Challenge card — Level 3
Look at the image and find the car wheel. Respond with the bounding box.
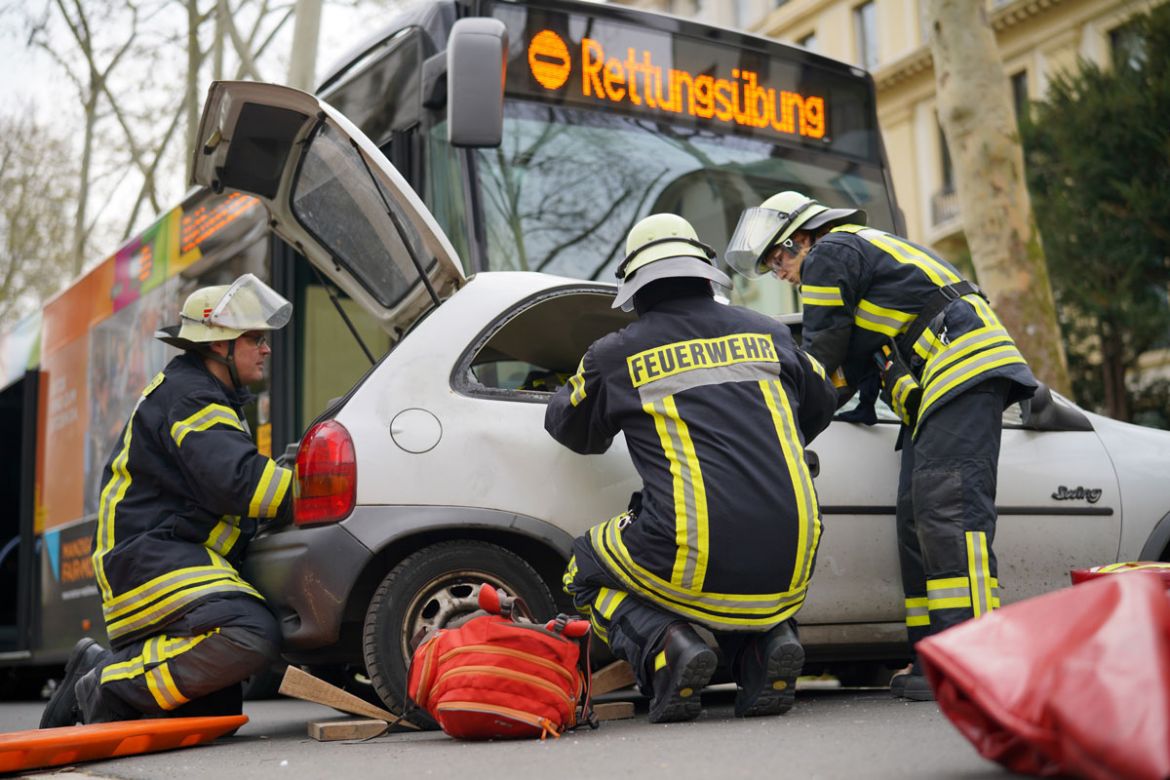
[362,540,557,728]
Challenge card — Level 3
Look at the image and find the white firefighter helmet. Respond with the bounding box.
[156,273,292,349]
[612,213,731,312]
[725,191,866,278]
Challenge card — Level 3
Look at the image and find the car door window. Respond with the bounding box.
[455,289,634,400]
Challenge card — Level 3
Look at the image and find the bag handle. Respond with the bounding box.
[477,583,535,622]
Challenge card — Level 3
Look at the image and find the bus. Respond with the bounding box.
[0,0,900,693]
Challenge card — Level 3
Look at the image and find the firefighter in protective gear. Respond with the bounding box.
[548,213,838,723]
[727,191,1038,701]
[41,274,294,729]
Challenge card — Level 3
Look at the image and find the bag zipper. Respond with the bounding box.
[438,644,575,686]
[434,700,562,740]
[433,664,573,704]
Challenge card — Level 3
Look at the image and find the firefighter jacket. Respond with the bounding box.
[545,292,838,632]
[92,351,292,648]
[800,225,1037,435]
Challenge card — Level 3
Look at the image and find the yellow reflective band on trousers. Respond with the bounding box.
[654,651,668,671]
[146,662,189,710]
[801,285,844,307]
[248,459,292,518]
[170,403,244,447]
[759,380,821,592]
[643,397,710,591]
[832,225,961,288]
[967,532,994,618]
[904,597,930,628]
[589,520,810,630]
[918,344,1026,422]
[854,299,915,338]
[568,357,587,407]
[594,587,628,620]
[102,555,261,643]
[927,576,972,611]
[101,631,216,684]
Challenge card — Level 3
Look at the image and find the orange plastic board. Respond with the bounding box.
[0,714,247,774]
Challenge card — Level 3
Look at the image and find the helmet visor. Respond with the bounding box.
[204,273,292,331]
[724,208,788,279]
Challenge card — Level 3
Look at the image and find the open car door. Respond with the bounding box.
[191,81,464,340]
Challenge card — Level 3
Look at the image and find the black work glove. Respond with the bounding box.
[835,374,879,425]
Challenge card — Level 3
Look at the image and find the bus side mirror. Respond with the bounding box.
[447,17,507,148]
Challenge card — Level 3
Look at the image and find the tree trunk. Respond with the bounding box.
[927,0,1071,395]
[1099,322,1130,421]
[287,0,323,91]
[186,0,202,182]
[72,90,97,276]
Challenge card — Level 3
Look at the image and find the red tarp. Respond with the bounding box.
[917,572,1170,780]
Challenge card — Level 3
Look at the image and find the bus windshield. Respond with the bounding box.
[470,101,895,314]
[454,0,898,316]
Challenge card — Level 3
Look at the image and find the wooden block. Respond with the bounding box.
[278,666,420,730]
[308,718,389,742]
[592,701,635,721]
[591,660,636,696]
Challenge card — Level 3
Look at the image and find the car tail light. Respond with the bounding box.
[294,420,356,526]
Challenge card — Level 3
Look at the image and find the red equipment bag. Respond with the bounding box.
[917,572,1170,780]
[406,584,594,740]
[1070,561,1170,588]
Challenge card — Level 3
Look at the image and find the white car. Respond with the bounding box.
[195,82,1170,714]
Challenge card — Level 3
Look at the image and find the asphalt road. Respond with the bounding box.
[1,685,1013,780]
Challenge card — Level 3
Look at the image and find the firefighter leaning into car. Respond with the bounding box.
[41,274,294,729]
[547,213,838,723]
[726,191,1038,701]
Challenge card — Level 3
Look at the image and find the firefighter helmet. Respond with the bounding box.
[156,274,291,350]
[612,213,730,311]
[725,191,866,278]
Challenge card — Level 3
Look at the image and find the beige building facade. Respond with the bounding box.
[618,0,1155,254]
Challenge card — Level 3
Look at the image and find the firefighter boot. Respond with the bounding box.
[646,623,717,724]
[40,638,109,728]
[902,670,936,701]
[734,620,804,717]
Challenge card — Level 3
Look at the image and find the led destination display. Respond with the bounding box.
[494,3,880,160]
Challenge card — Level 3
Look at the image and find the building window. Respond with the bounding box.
[1010,70,1029,123]
[854,1,878,71]
[798,31,818,53]
[1110,21,1145,70]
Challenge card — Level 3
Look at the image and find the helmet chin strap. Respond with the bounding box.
[200,340,243,389]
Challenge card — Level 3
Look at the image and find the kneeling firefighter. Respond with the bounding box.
[41,274,294,728]
[725,191,1039,701]
[547,214,838,723]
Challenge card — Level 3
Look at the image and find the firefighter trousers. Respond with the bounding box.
[897,378,1009,650]
[81,594,280,722]
[564,534,769,695]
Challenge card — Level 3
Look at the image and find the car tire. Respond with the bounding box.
[362,540,557,729]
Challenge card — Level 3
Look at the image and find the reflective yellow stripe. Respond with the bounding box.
[644,397,709,591]
[905,596,930,627]
[569,357,587,407]
[654,651,667,671]
[101,632,215,683]
[922,327,1014,386]
[967,531,993,618]
[760,380,821,592]
[146,662,188,711]
[860,230,961,287]
[170,403,244,447]
[804,351,827,380]
[590,520,807,621]
[248,460,292,518]
[594,587,628,620]
[562,555,578,595]
[912,327,945,361]
[103,561,243,619]
[919,346,1026,419]
[854,299,915,337]
[205,516,242,556]
[802,285,844,307]
[927,576,972,610]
